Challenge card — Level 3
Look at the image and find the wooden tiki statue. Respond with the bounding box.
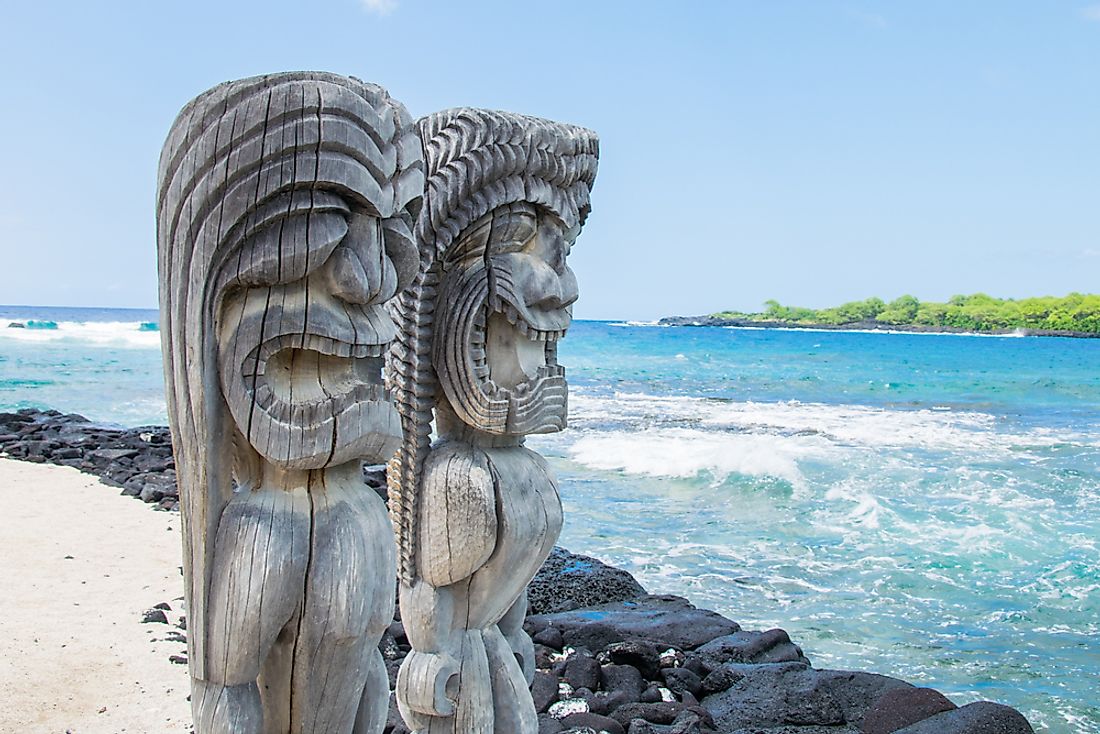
[156,72,423,733]
[388,108,599,733]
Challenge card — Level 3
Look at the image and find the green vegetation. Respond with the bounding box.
[711,293,1100,334]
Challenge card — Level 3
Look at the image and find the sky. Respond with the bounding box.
[0,1,1097,321]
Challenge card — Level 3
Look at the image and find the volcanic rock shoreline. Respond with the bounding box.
[659,314,1100,339]
[1,409,1034,734]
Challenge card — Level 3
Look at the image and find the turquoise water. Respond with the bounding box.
[1,307,1097,732]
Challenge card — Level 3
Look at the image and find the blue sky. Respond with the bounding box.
[1,1,1097,320]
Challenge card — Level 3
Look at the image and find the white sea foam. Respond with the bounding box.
[609,320,666,327]
[567,391,1097,457]
[567,427,824,490]
[824,481,884,528]
[0,320,161,348]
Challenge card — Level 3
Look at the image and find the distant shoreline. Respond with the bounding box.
[657,315,1100,339]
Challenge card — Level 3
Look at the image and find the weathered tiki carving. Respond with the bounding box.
[157,72,423,733]
[388,109,598,733]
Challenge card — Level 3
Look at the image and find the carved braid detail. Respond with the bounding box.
[387,108,598,584]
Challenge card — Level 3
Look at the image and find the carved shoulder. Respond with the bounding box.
[417,443,498,587]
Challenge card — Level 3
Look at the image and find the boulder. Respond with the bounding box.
[534,626,566,650]
[528,547,648,614]
[607,641,662,680]
[701,665,911,732]
[862,687,957,734]
[533,670,560,713]
[601,664,645,700]
[566,652,602,691]
[892,702,1034,734]
[661,667,703,698]
[688,628,807,673]
[528,596,740,652]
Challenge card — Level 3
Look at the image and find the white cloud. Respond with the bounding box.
[1081,4,1100,21]
[361,0,397,16]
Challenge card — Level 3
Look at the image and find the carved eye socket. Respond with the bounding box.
[489,206,538,256]
[382,215,418,291]
[233,211,349,287]
[522,217,571,275]
[319,211,417,305]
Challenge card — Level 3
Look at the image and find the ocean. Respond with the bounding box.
[1,305,1097,732]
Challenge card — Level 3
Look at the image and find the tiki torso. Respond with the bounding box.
[418,440,563,625]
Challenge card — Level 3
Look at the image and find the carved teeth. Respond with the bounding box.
[254,382,275,409]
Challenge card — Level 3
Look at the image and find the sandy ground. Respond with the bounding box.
[0,458,191,733]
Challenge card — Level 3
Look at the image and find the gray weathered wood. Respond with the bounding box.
[388,108,599,733]
[157,71,423,733]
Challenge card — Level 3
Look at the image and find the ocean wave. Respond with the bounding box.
[566,391,1098,456]
[567,426,824,490]
[1,320,161,348]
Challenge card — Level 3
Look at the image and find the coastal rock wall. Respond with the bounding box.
[1,409,1034,734]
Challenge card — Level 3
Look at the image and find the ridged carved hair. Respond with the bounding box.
[387,108,598,584]
[156,71,422,677]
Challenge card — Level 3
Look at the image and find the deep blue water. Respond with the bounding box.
[1,307,1097,732]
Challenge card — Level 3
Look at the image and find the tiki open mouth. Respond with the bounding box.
[243,333,388,422]
[472,297,567,393]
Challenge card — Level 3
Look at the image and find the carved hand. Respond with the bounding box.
[397,651,460,716]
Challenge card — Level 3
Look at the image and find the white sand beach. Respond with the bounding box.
[0,458,190,733]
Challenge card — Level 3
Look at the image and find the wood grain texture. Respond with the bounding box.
[157,71,422,733]
[389,108,598,732]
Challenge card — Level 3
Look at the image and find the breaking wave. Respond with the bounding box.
[1,320,161,348]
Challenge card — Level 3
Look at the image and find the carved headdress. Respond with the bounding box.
[156,72,422,678]
[387,108,598,584]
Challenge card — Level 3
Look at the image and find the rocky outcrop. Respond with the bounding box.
[0,409,178,509]
[528,546,649,614]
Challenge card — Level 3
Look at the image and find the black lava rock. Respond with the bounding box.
[701,665,911,732]
[890,702,1034,734]
[862,687,958,734]
[661,667,702,698]
[533,670,560,713]
[601,664,644,701]
[534,625,566,650]
[528,596,741,653]
[611,702,687,727]
[562,711,626,734]
[688,628,807,673]
[565,652,602,691]
[607,641,662,681]
[142,609,169,624]
[528,547,648,614]
[538,714,565,734]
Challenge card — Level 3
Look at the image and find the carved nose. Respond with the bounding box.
[559,268,579,307]
[322,215,396,305]
[529,267,579,310]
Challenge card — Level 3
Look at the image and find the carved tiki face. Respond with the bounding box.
[206,77,423,470]
[434,202,579,436]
